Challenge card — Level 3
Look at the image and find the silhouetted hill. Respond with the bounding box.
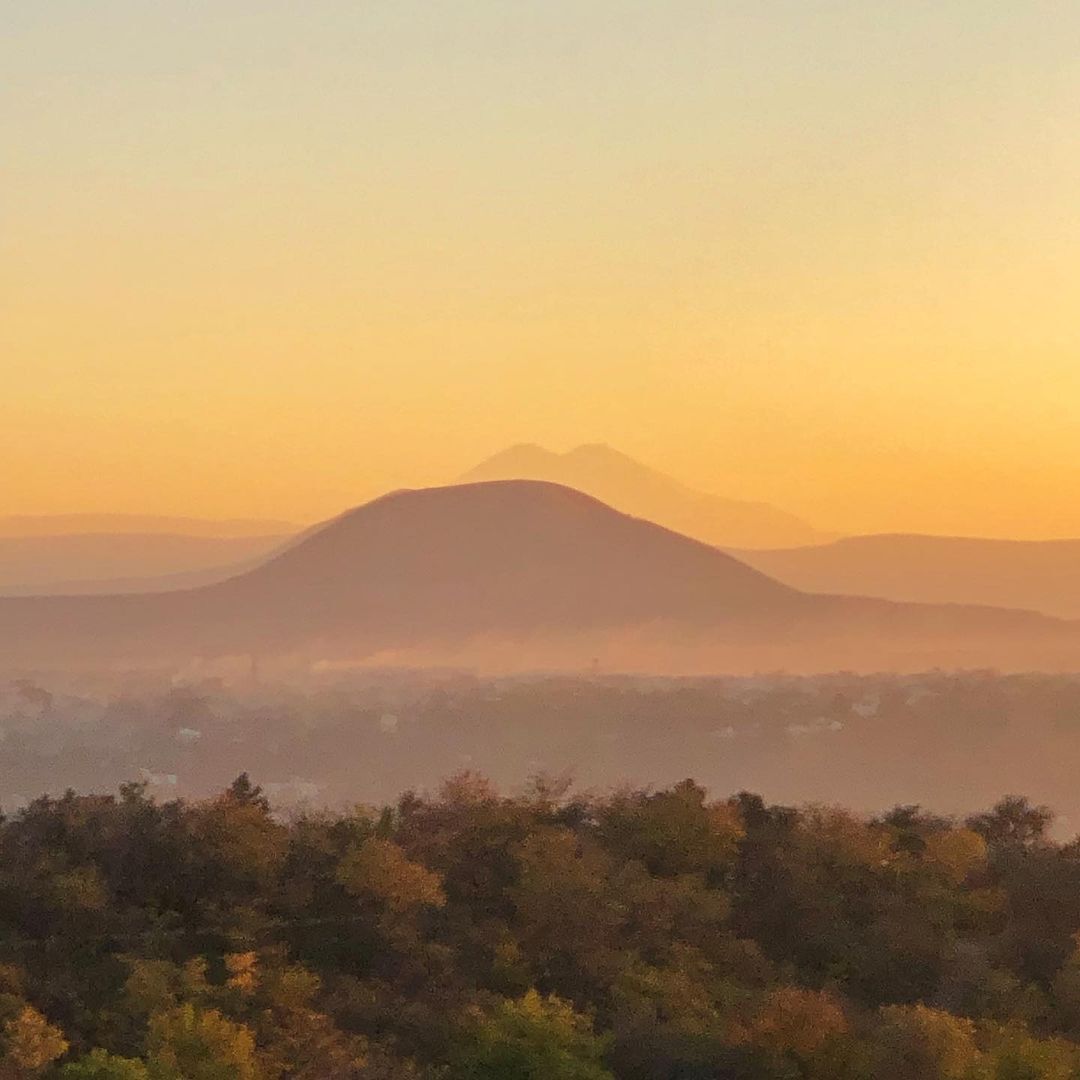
[0,482,1073,674]
[731,535,1080,620]
[460,444,824,548]
[0,533,286,595]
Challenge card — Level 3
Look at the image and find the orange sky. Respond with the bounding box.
[3,3,1080,538]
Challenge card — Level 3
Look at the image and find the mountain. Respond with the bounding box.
[0,533,288,596]
[0,481,1072,675]
[0,514,298,539]
[730,535,1080,621]
[459,444,824,548]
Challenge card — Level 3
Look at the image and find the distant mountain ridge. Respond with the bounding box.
[0,481,1072,675]
[459,443,824,548]
[731,534,1080,621]
[0,533,287,595]
[0,514,298,539]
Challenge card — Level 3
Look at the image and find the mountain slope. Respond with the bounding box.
[730,535,1080,620]
[0,482,1071,674]
[460,444,823,548]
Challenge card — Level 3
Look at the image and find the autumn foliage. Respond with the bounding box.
[1,774,1080,1077]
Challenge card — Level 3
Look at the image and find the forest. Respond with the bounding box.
[2,773,1080,1077]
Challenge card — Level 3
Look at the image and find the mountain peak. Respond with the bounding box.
[567,442,618,455]
[459,444,823,549]
[564,443,641,466]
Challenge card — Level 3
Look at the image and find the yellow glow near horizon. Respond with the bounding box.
[3,2,1080,537]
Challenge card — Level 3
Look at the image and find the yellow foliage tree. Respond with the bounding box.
[1,1006,69,1077]
[871,1003,981,1080]
[336,837,445,913]
[748,986,849,1060]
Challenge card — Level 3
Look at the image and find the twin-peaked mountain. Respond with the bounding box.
[0,481,1073,674]
[459,443,824,548]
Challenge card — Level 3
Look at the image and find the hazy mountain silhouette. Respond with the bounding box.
[0,514,298,539]
[460,444,824,548]
[731,535,1080,620]
[0,533,287,595]
[0,482,1072,674]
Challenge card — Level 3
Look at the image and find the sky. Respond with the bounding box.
[3,1,1079,537]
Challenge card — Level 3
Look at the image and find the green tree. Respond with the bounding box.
[596,781,743,882]
[452,990,612,1080]
[146,1004,258,1080]
[979,1023,1080,1080]
[59,1049,150,1080]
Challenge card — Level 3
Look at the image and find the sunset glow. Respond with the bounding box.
[5,2,1079,537]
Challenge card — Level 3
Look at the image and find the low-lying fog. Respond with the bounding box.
[4,665,1080,835]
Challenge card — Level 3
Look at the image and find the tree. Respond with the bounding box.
[921,829,988,886]
[967,798,1053,851]
[0,1006,68,1077]
[451,991,612,1080]
[146,1004,258,1080]
[226,775,269,812]
[336,838,445,914]
[509,827,624,997]
[59,1050,149,1080]
[596,781,743,882]
[869,1004,981,1080]
[979,1023,1080,1080]
[747,986,849,1064]
[608,955,735,1080]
